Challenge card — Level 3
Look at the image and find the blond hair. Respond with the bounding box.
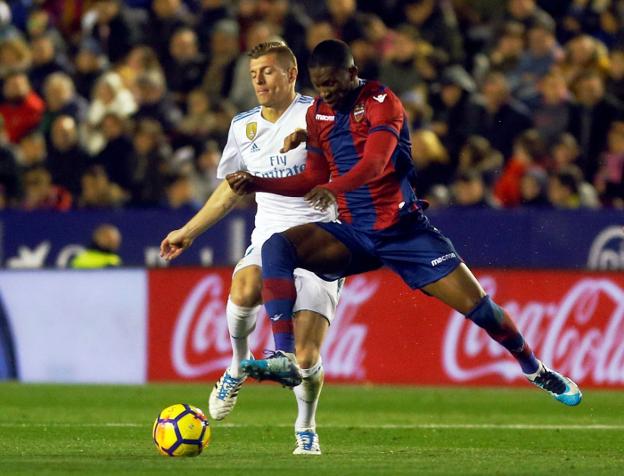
[248,41,297,70]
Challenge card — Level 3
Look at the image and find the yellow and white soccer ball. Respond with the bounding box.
[152,404,211,457]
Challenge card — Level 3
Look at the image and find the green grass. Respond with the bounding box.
[0,383,623,475]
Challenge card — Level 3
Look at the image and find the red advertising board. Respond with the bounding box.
[148,268,624,387]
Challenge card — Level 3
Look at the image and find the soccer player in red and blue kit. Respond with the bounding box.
[227,39,582,407]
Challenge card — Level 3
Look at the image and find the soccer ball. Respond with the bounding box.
[152,404,211,456]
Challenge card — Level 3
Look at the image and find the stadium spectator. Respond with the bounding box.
[189,139,221,204]
[40,72,88,135]
[162,171,200,211]
[0,36,32,79]
[70,223,122,268]
[494,129,547,207]
[456,135,503,186]
[527,70,572,147]
[513,18,560,99]
[20,165,72,211]
[322,0,366,44]
[567,70,624,181]
[196,0,232,56]
[128,119,171,207]
[410,129,452,198]
[88,0,146,64]
[15,131,46,169]
[72,38,108,99]
[256,0,309,61]
[378,25,426,97]
[95,112,134,192]
[465,71,533,159]
[298,20,336,92]
[0,116,20,206]
[0,71,45,144]
[176,88,221,151]
[606,48,624,100]
[594,124,624,208]
[399,0,465,64]
[558,34,610,86]
[78,164,128,209]
[48,115,90,197]
[164,27,207,107]
[147,0,194,64]
[549,132,581,172]
[429,65,475,162]
[28,33,72,95]
[24,8,66,53]
[547,167,583,209]
[202,19,240,102]
[472,21,525,88]
[450,169,496,208]
[84,71,136,154]
[498,0,554,31]
[519,167,549,207]
[116,45,164,91]
[133,71,181,134]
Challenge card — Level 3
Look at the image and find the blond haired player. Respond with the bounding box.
[160,42,340,455]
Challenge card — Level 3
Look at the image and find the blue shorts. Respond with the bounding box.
[315,212,463,290]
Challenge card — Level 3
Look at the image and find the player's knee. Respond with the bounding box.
[465,295,503,326]
[229,277,262,307]
[261,233,297,268]
[295,344,321,369]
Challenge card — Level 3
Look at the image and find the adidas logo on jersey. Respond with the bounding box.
[372,94,387,103]
[251,142,260,153]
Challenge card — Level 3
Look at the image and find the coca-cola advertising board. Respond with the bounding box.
[148,268,624,387]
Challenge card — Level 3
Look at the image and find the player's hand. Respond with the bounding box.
[305,186,336,211]
[160,228,193,261]
[280,128,307,153]
[226,171,256,195]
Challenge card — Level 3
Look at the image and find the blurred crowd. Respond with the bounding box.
[0,0,623,212]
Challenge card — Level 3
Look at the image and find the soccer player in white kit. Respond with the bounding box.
[160,42,339,455]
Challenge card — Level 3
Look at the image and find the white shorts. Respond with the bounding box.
[233,244,342,323]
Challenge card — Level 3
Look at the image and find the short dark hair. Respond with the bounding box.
[308,39,354,70]
[248,41,297,69]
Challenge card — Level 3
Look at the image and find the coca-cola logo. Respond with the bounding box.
[443,276,624,384]
[171,274,378,379]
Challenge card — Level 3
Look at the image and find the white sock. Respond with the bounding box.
[293,359,324,431]
[226,298,260,378]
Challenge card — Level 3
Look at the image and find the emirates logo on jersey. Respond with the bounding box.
[353,103,365,122]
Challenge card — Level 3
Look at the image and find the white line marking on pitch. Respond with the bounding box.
[0,423,623,431]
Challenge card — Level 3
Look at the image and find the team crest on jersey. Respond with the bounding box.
[246,122,257,140]
[353,103,365,122]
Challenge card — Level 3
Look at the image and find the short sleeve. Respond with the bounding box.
[216,123,245,179]
[366,89,404,139]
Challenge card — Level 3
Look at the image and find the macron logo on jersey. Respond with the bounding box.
[316,114,335,121]
[372,94,387,103]
[431,253,457,267]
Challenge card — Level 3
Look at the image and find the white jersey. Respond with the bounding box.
[217,94,336,247]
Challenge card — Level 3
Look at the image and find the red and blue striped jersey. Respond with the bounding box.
[306,80,419,232]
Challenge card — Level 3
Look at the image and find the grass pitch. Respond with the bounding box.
[0,382,623,475]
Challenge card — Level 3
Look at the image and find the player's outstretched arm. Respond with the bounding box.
[160,180,242,261]
[226,149,330,197]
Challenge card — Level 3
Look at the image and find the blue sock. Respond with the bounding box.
[467,295,540,374]
[261,233,298,353]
